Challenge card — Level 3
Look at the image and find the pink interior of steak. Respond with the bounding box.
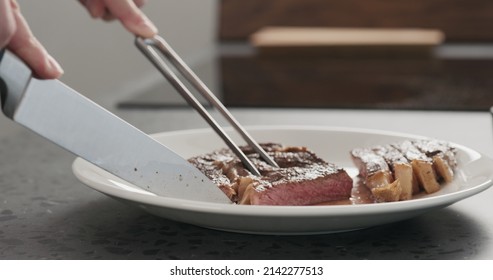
[188,143,353,205]
[251,168,353,205]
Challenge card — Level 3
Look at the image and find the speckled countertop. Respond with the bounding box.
[1,108,493,259]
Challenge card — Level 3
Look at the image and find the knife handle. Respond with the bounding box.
[0,48,5,109]
[0,49,33,119]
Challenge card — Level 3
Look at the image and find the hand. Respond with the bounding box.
[1,0,157,79]
[78,0,158,38]
[0,0,64,79]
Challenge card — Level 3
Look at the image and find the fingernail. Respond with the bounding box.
[48,55,64,76]
[138,16,158,37]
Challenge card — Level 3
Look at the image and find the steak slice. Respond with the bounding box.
[412,139,456,183]
[188,143,353,205]
[351,147,401,202]
[372,145,418,200]
[393,140,441,194]
[351,138,457,202]
[350,148,395,190]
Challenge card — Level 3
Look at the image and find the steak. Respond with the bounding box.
[351,138,457,202]
[188,143,353,205]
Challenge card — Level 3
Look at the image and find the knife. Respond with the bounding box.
[0,49,230,203]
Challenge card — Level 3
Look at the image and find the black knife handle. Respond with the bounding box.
[0,49,33,118]
[0,48,6,110]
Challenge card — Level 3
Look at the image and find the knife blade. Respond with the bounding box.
[0,49,230,203]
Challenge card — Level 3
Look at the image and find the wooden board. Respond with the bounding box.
[219,0,493,42]
[249,27,444,55]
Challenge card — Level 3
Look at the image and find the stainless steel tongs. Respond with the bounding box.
[135,35,279,176]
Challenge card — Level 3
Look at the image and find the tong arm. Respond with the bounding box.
[135,36,279,176]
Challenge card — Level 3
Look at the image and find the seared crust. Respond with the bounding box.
[351,148,390,180]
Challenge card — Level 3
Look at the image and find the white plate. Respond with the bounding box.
[72,126,493,235]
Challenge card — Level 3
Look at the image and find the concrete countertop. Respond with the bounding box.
[1,107,492,259]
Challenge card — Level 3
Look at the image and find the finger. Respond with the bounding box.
[77,0,91,16]
[103,0,157,38]
[133,0,146,8]
[0,0,16,48]
[98,0,148,22]
[77,0,105,19]
[86,0,107,18]
[7,2,63,79]
[101,11,115,22]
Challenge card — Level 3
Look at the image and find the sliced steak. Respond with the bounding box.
[412,139,456,183]
[350,148,394,190]
[393,140,441,194]
[351,147,401,202]
[372,145,417,200]
[188,143,353,205]
[351,138,457,202]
